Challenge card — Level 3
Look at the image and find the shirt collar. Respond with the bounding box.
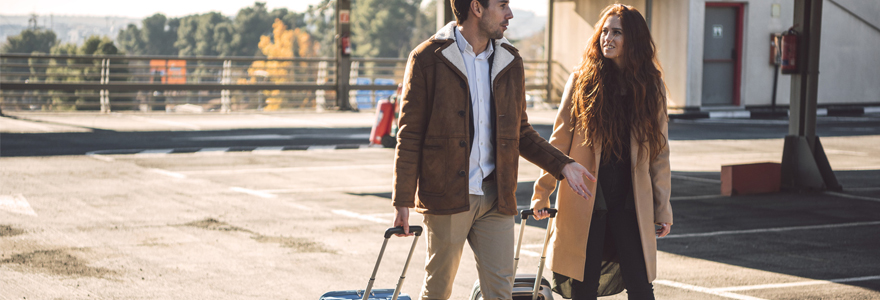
[455,26,494,57]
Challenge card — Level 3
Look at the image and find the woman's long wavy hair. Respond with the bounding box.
[571,4,667,163]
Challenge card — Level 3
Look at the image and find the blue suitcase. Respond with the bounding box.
[319,226,423,300]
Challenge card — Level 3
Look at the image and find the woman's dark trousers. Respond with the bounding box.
[570,207,655,300]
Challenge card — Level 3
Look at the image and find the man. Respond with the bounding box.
[392,0,595,299]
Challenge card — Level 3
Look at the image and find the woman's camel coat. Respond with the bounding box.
[531,73,673,296]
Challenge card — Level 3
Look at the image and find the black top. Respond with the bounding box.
[594,89,636,211]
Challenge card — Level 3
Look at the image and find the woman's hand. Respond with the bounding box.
[656,222,671,237]
[532,208,552,220]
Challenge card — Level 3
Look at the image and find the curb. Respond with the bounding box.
[86,144,378,156]
[669,106,880,120]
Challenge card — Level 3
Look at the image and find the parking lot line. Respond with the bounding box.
[825,191,880,203]
[663,220,880,239]
[332,209,389,224]
[229,187,277,199]
[654,280,768,300]
[713,274,880,292]
[179,164,393,175]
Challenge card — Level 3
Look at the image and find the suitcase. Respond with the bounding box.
[470,209,557,300]
[320,226,424,300]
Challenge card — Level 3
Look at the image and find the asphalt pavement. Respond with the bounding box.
[1,109,879,299]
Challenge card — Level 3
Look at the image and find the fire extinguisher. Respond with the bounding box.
[340,34,352,56]
[780,28,799,74]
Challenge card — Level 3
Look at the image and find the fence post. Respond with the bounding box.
[316,61,328,112]
[221,60,231,113]
[100,58,110,113]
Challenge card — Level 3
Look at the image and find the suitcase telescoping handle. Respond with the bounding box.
[514,209,558,300]
[363,226,423,300]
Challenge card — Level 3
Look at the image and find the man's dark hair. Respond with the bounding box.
[451,0,489,22]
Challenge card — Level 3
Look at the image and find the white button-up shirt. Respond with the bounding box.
[455,27,495,195]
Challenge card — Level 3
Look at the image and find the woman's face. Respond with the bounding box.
[601,15,624,67]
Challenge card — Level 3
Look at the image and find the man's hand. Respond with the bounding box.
[561,162,596,200]
[393,206,413,237]
[656,223,671,237]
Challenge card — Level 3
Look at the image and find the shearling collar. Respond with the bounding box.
[431,21,517,85]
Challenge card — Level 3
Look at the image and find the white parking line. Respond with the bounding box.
[148,168,187,179]
[263,185,390,194]
[332,209,390,224]
[654,280,768,300]
[825,191,880,203]
[229,187,277,199]
[663,220,880,239]
[713,275,880,292]
[180,164,393,175]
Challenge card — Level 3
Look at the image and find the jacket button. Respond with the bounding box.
[460,140,467,147]
[458,110,466,117]
[460,80,466,88]
[458,170,466,177]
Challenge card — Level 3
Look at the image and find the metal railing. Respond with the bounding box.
[0,53,556,112]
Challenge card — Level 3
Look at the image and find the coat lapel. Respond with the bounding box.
[431,21,519,85]
[432,21,468,81]
[491,41,515,85]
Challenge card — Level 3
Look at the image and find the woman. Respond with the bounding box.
[530,4,672,300]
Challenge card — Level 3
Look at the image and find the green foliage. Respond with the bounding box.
[1,28,57,54]
[233,2,273,57]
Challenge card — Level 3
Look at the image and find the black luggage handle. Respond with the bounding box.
[384,226,423,238]
[521,208,557,220]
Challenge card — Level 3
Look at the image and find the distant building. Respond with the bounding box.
[549,0,880,112]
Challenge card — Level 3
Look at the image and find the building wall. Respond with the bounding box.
[553,0,880,110]
[818,0,880,105]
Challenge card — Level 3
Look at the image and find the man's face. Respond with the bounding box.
[477,0,513,40]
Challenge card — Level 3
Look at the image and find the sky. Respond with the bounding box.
[0,0,547,19]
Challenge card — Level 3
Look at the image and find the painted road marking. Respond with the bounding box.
[713,275,880,292]
[263,185,391,194]
[229,187,277,199]
[825,191,880,203]
[331,209,389,224]
[148,168,187,179]
[179,164,392,175]
[664,220,880,239]
[654,280,768,300]
[671,174,721,184]
[0,194,38,217]
[253,146,285,154]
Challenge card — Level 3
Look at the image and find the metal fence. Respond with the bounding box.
[0,53,560,112]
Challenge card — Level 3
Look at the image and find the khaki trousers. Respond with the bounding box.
[419,180,515,300]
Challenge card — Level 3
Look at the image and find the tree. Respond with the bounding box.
[351,0,422,58]
[116,24,145,55]
[1,28,57,54]
[303,0,335,57]
[233,2,273,56]
[141,13,179,55]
